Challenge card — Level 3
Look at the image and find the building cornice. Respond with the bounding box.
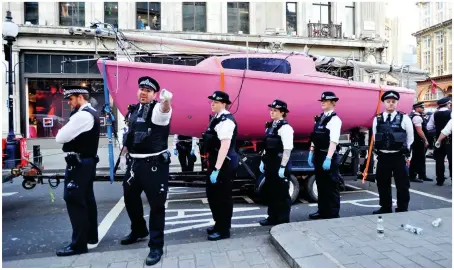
[412,19,452,37]
[17,25,387,49]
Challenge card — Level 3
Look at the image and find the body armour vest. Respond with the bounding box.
[310,112,337,150]
[434,110,451,138]
[374,112,407,151]
[264,120,289,153]
[203,113,238,154]
[410,113,428,145]
[124,101,170,154]
[62,106,100,157]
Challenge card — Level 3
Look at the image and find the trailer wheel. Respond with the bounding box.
[22,177,37,190]
[256,174,300,204]
[305,175,318,202]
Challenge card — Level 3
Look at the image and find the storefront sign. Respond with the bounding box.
[43,118,54,127]
[17,37,116,51]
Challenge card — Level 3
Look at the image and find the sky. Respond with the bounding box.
[386,1,420,47]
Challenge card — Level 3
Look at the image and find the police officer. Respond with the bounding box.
[308,91,342,219]
[372,90,414,214]
[258,99,294,226]
[203,90,238,241]
[55,85,100,256]
[119,76,173,266]
[173,134,198,172]
[427,97,452,185]
[409,102,432,183]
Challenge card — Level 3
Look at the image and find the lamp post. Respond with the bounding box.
[3,10,19,168]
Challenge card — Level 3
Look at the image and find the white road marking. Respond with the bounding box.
[300,199,309,204]
[88,196,125,249]
[165,197,209,208]
[166,215,267,225]
[2,192,18,197]
[340,190,368,194]
[234,195,254,204]
[391,184,452,203]
[308,197,396,208]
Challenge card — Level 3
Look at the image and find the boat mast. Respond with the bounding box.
[69,25,427,77]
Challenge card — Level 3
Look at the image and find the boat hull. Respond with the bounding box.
[97,60,415,140]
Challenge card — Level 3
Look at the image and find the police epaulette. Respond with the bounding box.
[376,113,382,118]
[265,121,272,128]
[127,104,137,111]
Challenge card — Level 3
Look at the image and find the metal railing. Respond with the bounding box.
[307,21,342,39]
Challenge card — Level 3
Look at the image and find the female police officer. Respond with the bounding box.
[308,91,342,220]
[258,99,294,226]
[203,90,238,241]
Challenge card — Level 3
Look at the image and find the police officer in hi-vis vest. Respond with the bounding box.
[372,90,414,214]
[55,85,100,256]
[203,90,239,241]
[308,91,343,220]
[119,76,173,266]
[258,99,294,226]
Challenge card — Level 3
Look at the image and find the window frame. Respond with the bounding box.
[227,2,250,34]
[182,2,207,32]
[344,2,355,36]
[24,2,39,25]
[136,2,161,30]
[285,2,297,35]
[312,2,332,24]
[104,2,119,28]
[59,2,85,27]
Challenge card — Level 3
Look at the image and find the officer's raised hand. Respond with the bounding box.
[160,89,173,101]
[259,161,265,173]
[278,166,285,178]
[322,156,332,170]
[210,169,219,184]
[308,152,314,167]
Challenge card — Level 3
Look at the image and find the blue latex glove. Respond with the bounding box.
[322,157,332,171]
[278,167,285,178]
[190,150,195,156]
[308,152,314,167]
[210,170,219,184]
[259,161,265,173]
[174,148,178,156]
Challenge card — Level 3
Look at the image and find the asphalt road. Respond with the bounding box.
[2,161,452,262]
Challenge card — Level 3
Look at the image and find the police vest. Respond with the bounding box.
[264,120,289,153]
[434,110,451,139]
[62,106,100,157]
[310,112,337,150]
[123,101,170,154]
[374,112,407,151]
[203,113,238,153]
[410,113,428,145]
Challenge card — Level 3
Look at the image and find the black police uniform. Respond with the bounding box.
[203,91,239,240]
[309,92,342,219]
[57,86,100,256]
[176,135,197,172]
[120,76,171,265]
[373,90,411,214]
[433,97,452,185]
[260,100,293,225]
[409,102,430,182]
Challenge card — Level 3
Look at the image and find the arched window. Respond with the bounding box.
[423,86,445,101]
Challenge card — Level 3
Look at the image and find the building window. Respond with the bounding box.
[422,36,431,74]
[435,31,444,75]
[449,29,452,73]
[227,2,249,34]
[104,2,118,28]
[286,2,297,35]
[436,2,444,23]
[136,2,161,30]
[27,78,115,138]
[24,2,39,25]
[59,2,85,27]
[344,2,355,37]
[312,2,331,24]
[24,54,101,74]
[182,2,207,32]
[424,87,444,101]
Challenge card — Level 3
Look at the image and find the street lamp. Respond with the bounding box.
[3,10,19,168]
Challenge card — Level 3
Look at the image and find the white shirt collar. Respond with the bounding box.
[78,102,90,112]
[273,117,284,124]
[439,107,450,111]
[383,110,397,117]
[324,110,334,116]
[215,109,230,118]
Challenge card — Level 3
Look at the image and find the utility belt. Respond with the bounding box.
[125,151,171,185]
[375,148,410,157]
[65,153,99,167]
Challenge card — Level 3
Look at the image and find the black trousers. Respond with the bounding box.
[123,156,169,251]
[206,157,233,233]
[313,151,340,218]
[262,154,291,223]
[376,153,410,210]
[434,142,452,183]
[409,141,427,179]
[63,157,98,250]
[176,142,196,172]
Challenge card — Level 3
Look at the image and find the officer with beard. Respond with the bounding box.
[409,102,432,183]
[119,76,173,266]
[55,85,100,256]
[258,99,294,226]
[203,90,239,241]
[372,90,414,214]
[308,92,343,219]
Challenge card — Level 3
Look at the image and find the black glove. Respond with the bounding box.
[401,147,410,158]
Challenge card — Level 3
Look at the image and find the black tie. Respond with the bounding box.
[138,106,143,118]
[386,114,391,124]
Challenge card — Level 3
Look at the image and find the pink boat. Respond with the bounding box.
[97,53,414,140]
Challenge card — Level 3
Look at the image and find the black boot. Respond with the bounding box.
[56,245,88,257]
[120,231,149,245]
[372,208,392,215]
[308,212,324,220]
[259,218,277,226]
[422,177,433,182]
[207,230,230,241]
[145,249,163,266]
[410,178,424,183]
[206,226,216,234]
